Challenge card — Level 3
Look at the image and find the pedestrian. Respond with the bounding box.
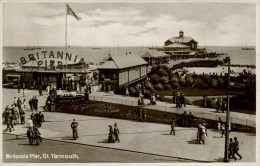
[28,117,33,128]
[180,94,186,107]
[77,83,80,93]
[188,112,193,127]
[228,138,237,161]
[23,99,26,108]
[29,98,33,111]
[17,98,22,112]
[170,119,176,135]
[126,87,129,96]
[141,96,145,107]
[39,85,43,96]
[217,121,221,132]
[221,101,226,113]
[176,92,181,108]
[182,111,188,127]
[84,88,89,100]
[13,106,20,124]
[108,125,115,143]
[21,82,25,96]
[39,111,45,126]
[233,137,242,160]
[18,83,21,93]
[197,124,202,143]
[71,119,78,140]
[142,110,146,122]
[216,98,221,113]
[138,97,141,106]
[200,123,207,144]
[46,85,51,95]
[33,96,38,111]
[13,97,17,107]
[19,109,25,125]
[218,117,223,124]
[221,123,225,138]
[229,123,231,133]
[9,113,15,131]
[5,110,12,132]
[114,123,120,143]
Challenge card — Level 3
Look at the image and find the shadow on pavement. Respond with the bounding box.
[61,136,76,140]
[213,136,223,138]
[187,139,201,144]
[161,134,173,135]
[214,157,225,162]
[3,137,27,141]
[98,139,109,143]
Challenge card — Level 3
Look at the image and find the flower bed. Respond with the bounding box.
[55,100,255,133]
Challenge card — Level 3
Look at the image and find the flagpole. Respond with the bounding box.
[65,3,67,67]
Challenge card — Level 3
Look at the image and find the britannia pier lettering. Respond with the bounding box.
[20,51,85,67]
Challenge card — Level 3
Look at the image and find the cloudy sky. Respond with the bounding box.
[3,2,256,46]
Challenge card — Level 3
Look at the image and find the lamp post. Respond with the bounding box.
[224,55,231,162]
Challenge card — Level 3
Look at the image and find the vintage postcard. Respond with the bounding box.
[1,0,259,165]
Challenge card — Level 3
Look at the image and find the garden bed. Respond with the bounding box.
[55,100,255,133]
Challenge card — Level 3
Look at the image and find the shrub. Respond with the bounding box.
[211,79,218,88]
[160,76,169,85]
[218,77,224,88]
[154,83,164,90]
[129,87,137,95]
[150,74,160,84]
[193,78,203,88]
[201,74,212,85]
[185,76,193,86]
[163,84,172,90]
[158,68,169,77]
[201,83,209,89]
[179,77,186,86]
[169,76,179,86]
[171,82,180,89]
[144,80,154,90]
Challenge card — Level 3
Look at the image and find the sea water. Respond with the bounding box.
[3,46,256,66]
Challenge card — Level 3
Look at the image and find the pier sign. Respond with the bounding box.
[20,51,85,67]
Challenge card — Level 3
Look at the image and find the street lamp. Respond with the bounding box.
[223,55,231,162]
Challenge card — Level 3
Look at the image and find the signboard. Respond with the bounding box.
[20,51,85,67]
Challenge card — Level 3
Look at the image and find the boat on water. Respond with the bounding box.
[91,47,102,49]
[241,47,254,50]
[24,46,35,50]
[35,46,42,50]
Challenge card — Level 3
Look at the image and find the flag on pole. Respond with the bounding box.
[67,4,81,21]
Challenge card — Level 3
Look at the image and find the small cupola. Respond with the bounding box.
[179,30,184,38]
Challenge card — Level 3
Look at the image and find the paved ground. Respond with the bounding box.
[2,88,256,163]
[3,134,192,163]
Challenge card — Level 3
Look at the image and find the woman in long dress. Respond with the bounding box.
[108,125,115,143]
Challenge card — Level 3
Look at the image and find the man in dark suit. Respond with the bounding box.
[233,137,242,160]
[71,119,79,140]
[170,119,176,135]
[114,123,120,143]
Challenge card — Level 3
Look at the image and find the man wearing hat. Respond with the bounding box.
[170,119,176,135]
[114,123,120,143]
[71,119,79,140]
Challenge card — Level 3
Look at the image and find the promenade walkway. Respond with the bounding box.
[88,92,256,127]
[2,88,256,162]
